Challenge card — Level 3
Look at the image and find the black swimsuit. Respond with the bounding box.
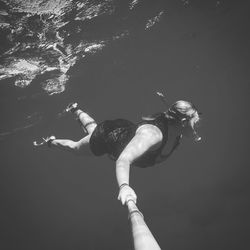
[89,113,180,168]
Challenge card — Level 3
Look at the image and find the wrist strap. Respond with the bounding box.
[119,183,129,190]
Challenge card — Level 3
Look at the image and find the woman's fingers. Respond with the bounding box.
[118,186,137,205]
[126,194,137,205]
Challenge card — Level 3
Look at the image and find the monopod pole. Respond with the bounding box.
[126,199,161,250]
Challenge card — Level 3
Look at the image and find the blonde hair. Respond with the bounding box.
[167,100,201,141]
[168,100,200,123]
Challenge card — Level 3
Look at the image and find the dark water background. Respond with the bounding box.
[0,0,250,249]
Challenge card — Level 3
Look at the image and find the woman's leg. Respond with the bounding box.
[49,134,93,156]
[48,104,97,156]
[74,109,97,134]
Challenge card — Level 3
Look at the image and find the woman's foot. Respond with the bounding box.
[65,102,78,113]
[33,136,56,147]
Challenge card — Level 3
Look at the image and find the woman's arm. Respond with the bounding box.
[116,124,163,205]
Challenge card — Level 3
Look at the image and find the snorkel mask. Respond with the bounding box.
[156,92,202,142]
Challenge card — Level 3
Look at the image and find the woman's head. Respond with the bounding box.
[166,100,201,141]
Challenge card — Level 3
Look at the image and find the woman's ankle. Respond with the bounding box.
[75,109,84,116]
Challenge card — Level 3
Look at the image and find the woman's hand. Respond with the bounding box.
[118,185,137,205]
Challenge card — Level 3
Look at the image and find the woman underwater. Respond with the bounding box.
[34,93,201,205]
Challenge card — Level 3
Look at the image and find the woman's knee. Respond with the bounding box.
[74,136,93,156]
[68,141,81,153]
[86,123,97,135]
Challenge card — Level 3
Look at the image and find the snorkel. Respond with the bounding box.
[156,91,202,142]
[193,130,202,142]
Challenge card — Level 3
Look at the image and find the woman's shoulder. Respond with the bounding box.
[136,123,163,141]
